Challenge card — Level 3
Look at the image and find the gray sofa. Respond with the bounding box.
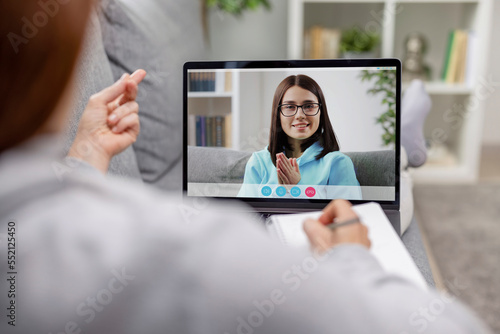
[67,0,205,191]
[188,146,396,189]
[70,0,434,287]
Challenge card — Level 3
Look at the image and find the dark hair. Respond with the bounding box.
[268,74,339,166]
[0,0,93,153]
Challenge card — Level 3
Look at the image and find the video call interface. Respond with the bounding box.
[186,66,398,202]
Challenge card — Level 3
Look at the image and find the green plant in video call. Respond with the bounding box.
[360,70,397,147]
[205,0,271,16]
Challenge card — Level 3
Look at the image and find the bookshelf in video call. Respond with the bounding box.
[288,0,493,184]
[188,71,241,150]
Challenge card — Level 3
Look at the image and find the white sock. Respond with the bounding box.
[401,79,432,168]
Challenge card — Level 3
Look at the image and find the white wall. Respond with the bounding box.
[234,69,387,153]
[207,0,288,60]
[207,0,500,145]
[481,0,500,145]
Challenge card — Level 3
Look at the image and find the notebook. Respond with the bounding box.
[267,202,428,290]
[183,59,402,232]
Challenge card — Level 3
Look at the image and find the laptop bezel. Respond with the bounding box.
[183,58,401,212]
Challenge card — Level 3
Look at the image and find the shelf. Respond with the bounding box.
[288,0,493,183]
[403,81,473,95]
[303,0,478,3]
[410,164,476,184]
[409,144,476,183]
[304,0,384,3]
[188,92,232,98]
[396,0,478,3]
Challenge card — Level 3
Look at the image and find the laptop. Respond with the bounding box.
[183,59,401,234]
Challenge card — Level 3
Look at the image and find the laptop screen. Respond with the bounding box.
[183,59,401,212]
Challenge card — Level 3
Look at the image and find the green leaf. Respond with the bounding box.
[207,0,271,15]
[360,69,397,147]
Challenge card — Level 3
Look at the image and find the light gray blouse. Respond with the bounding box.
[0,136,490,334]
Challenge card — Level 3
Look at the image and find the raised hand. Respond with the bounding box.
[68,69,147,173]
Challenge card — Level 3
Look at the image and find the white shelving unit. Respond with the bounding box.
[188,92,233,98]
[288,0,493,183]
[187,71,240,150]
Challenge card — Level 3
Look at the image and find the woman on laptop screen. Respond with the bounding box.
[238,74,361,200]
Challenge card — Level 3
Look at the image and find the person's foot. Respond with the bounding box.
[401,79,431,168]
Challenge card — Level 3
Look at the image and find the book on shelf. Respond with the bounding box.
[304,26,341,59]
[200,116,206,146]
[189,71,233,93]
[224,114,232,148]
[189,72,215,92]
[224,71,233,92]
[441,29,476,86]
[206,117,214,147]
[188,115,197,146]
[189,114,231,148]
[215,116,224,147]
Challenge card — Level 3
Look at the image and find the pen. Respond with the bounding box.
[328,217,361,230]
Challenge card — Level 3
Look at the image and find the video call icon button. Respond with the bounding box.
[305,187,316,198]
[261,186,272,197]
[290,187,301,197]
[276,186,287,197]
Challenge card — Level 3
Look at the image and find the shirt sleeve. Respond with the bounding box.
[187,209,491,334]
[1,181,490,334]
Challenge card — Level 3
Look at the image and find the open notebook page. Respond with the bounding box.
[267,202,428,290]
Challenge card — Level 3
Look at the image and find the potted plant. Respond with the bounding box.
[205,0,271,16]
[203,0,271,39]
[340,26,380,58]
[360,70,397,147]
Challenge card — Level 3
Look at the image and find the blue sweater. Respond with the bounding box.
[238,142,362,200]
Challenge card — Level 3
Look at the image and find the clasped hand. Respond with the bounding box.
[68,70,147,173]
[276,152,301,185]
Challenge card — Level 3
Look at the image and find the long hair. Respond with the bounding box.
[0,0,93,153]
[268,74,339,166]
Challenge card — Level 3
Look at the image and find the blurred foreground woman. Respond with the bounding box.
[0,1,491,334]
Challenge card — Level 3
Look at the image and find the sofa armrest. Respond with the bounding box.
[402,217,435,287]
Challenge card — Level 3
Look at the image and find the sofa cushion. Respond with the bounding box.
[344,151,395,187]
[187,146,395,187]
[99,0,205,192]
[66,10,142,179]
[188,147,252,184]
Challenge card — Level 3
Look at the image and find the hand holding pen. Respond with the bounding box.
[303,200,371,253]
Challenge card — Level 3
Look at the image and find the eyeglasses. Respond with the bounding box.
[278,103,321,117]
